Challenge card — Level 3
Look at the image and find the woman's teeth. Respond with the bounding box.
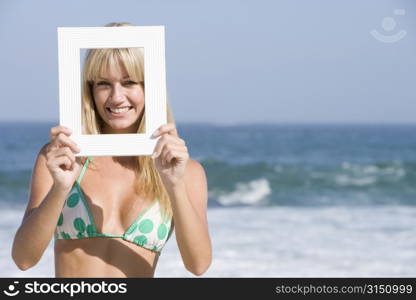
[107,107,131,114]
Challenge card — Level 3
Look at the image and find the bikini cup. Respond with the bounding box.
[54,157,173,254]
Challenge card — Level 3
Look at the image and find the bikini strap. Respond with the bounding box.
[76,157,93,184]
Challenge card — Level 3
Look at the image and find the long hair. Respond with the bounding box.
[81,22,173,221]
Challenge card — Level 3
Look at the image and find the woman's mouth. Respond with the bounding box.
[106,106,133,117]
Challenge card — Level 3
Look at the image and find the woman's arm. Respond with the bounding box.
[12,126,81,270]
[152,123,212,276]
[166,159,212,276]
[12,145,71,270]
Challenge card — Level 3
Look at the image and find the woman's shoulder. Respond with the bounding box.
[38,142,51,157]
[30,143,50,168]
[32,143,53,176]
[186,158,205,174]
[184,158,207,185]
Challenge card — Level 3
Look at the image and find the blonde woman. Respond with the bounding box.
[11,23,212,277]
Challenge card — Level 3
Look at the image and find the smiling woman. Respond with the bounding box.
[82,46,148,135]
[11,22,212,277]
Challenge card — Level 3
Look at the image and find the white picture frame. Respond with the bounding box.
[57,26,167,157]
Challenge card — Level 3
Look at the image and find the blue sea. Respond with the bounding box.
[1,122,416,277]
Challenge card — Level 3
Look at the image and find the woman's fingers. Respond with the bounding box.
[152,134,185,159]
[165,148,189,165]
[50,126,72,140]
[159,144,188,165]
[151,123,182,159]
[48,126,80,153]
[152,123,178,138]
[47,155,73,171]
[54,133,80,153]
[54,147,76,164]
[46,147,76,168]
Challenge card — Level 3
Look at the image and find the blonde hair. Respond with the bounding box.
[81,22,173,221]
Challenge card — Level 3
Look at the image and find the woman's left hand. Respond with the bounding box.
[151,123,189,188]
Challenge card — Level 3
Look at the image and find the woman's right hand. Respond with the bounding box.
[45,126,82,190]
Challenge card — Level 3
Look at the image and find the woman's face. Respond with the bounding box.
[92,61,144,134]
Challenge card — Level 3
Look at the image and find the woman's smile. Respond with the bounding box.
[105,106,134,118]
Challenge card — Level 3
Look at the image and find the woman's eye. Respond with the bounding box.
[123,80,137,86]
[96,81,110,86]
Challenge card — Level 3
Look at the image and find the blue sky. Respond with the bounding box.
[1,0,415,124]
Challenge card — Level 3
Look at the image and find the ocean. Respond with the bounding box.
[1,122,415,277]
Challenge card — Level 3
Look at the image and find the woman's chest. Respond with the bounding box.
[79,165,149,233]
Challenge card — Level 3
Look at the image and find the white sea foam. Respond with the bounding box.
[157,205,416,277]
[2,204,416,277]
[274,165,283,173]
[335,174,377,186]
[341,162,406,178]
[336,162,407,187]
[216,178,271,206]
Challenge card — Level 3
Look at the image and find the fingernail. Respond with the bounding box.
[152,129,159,137]
[151,152,158,159]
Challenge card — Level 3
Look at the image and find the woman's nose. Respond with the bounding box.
[110,84,125,102]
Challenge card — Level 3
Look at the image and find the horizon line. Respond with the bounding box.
[1,120,416,126]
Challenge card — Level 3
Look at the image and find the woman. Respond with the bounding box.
[11,23,212,277]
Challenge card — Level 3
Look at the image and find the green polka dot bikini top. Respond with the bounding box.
[54,157,174,254]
